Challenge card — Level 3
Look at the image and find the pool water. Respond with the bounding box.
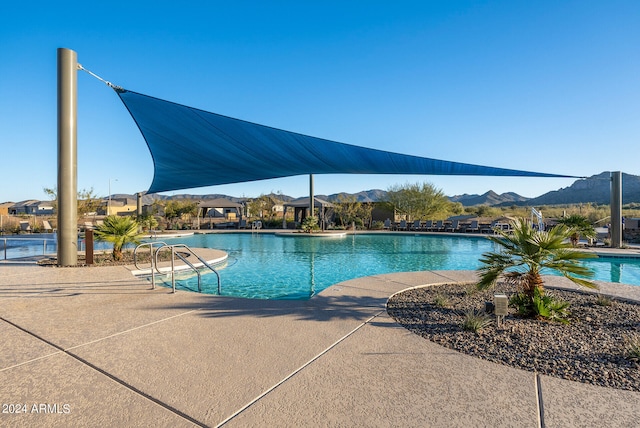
[158,233,640,300]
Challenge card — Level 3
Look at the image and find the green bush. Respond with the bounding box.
[301,216,320,233]
[510,288,571,323]
[370,220,385,230]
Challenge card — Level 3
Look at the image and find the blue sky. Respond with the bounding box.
[1,1,638,202]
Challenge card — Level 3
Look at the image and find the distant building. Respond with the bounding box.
[8,200,54,216]
[0,202,13,217]
[100,197,138,216]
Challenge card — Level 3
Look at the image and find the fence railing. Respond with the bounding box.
[0,236,107,260]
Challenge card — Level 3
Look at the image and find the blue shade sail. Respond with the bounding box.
[115,89,576,194]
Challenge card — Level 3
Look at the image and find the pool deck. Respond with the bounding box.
[1,249,640,427]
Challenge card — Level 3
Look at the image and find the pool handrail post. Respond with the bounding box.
[57,47,78,266]
[171,246,176,293]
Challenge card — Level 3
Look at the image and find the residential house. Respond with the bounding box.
[8,200,55,216]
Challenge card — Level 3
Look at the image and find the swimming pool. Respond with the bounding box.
[158,233,640,300]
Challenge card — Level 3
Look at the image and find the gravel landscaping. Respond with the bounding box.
[387,283,640,391]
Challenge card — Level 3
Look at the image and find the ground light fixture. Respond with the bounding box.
[494,294,509,327]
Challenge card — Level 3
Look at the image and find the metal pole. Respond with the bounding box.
[151,245,156,290]
[57,48,78,266]
[171,246,176,293]
[137,192,142,216]
[611,171,622,248]
[309,174,314,219]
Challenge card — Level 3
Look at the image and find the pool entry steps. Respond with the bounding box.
[134,242,222,294]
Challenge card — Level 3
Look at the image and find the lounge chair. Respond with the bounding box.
[423,220,433,231]
[480,221,495,234]
[433,220,444,232]
[411,220,421,231]
[383,219,392,230]
[398,220,407,231]
[445,220,460,233]
[465,220,479,233]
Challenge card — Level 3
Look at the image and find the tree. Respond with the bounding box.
[333,195,375,228]
[477,219,596,320]
[386,182,452,221]
[247,194,277,219]
[43,187,57,210]
[555,214,596,247]
[333,194,361,227]
[78,188,101,217]
[164,200,198,228]
[43,186,101,217]
[93,215,144,261]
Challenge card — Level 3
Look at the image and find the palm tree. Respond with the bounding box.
[477,219,597,303]
[93,215,144,261]
[555,214,596,247]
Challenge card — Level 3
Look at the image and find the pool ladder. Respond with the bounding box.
[134,242,221,294]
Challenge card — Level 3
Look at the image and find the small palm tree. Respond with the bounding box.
[301,216,320,233]
[137,214,158,232]
[555,214,596,247]
[93,215,144,261]
[477,219,597,305]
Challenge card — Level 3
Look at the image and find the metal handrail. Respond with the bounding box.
[153,243,221,294]
[133,241,167,289]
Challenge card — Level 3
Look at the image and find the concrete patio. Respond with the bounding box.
[1,254,639,427]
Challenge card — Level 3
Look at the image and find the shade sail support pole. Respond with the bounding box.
[57,48,78,266]
[611,171,622,248]
[309,174,314,220]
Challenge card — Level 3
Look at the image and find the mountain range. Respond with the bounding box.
[121,171,639,207]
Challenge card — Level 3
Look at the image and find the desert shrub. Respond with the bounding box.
[595,294,614,306]
[433,293,450,308]
[461,309,493,333]
[623,334,640,362]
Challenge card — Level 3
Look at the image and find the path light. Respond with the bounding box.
[494,294,508,327]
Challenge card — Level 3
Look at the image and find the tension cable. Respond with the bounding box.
[77,64,124,92]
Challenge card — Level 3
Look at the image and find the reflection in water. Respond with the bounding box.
[611,261,622,283]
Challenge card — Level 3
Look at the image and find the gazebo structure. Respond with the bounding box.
[198,198,244,229]
[282,197,334,230]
